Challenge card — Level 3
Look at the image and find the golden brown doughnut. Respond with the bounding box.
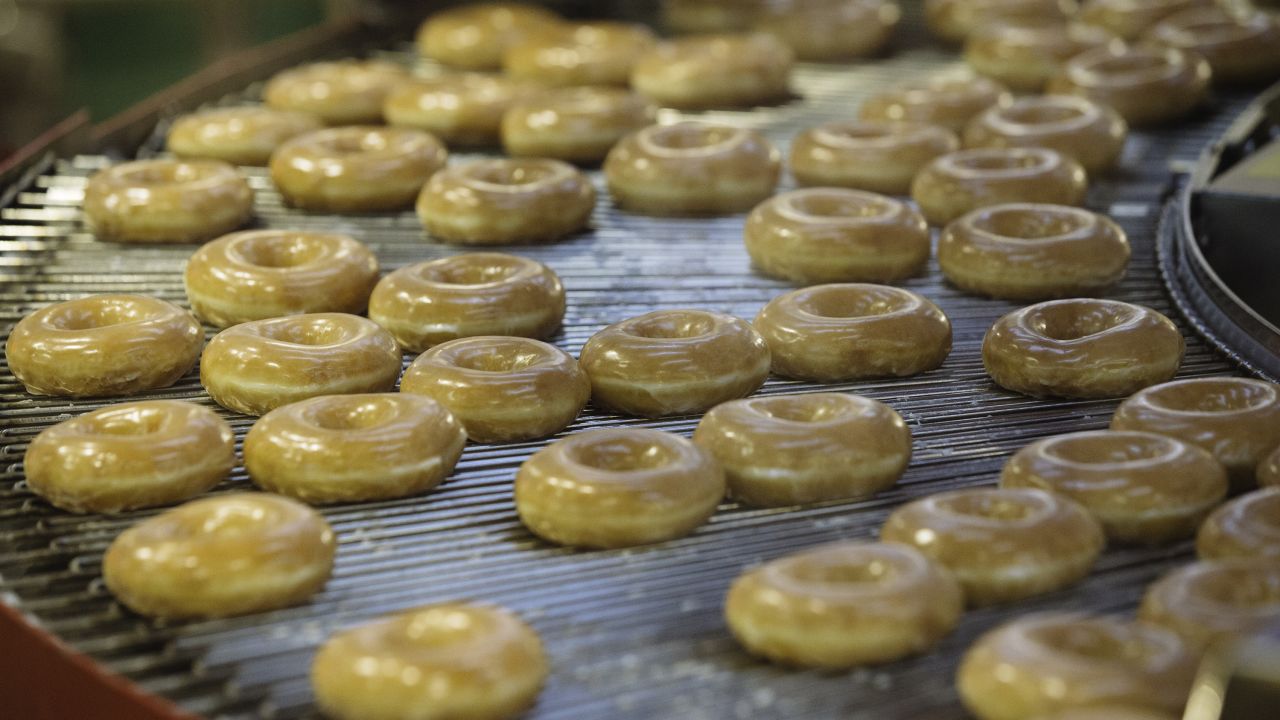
[1078,0,1211,40]
[383,74,539,146]
[245,394,465,503]
[6,294,202,397]
[514,428,725,548]
[925,0,1077,44]
[579,309,771,417]
[83,159,252,243]
[311,603,548,720]
[753,284,952,381]
[725,541,963,668]
[401,336,590,443]
[881,487,1104,605]
[1000,430,1227,543]
[789,121,959,195]
[964,18,1116,92]
[859,72,1012,133]
[417,159,595,245]
[1046,45,1211,127]
[604,122,781,215]
[501,87,656,163]
[1145,6,1280,84]
[661,0,761,33]
[263,60,409,126]
[957,613,1197,720]
[1197,488,1280,561]
[24,400,233,514]
[982,299,1183,398]
[630,33,794,109]
[200,313,402,416]
[416,2,563,70]
[693,393,911,506]
[1261,445,1280,488]
[369,253,564,353]
[1110,377,1280,489]
[911,147,1087,226]
[184,230,379,328]
[751,0,900,61]
[166,106,323,166]
[963,95,1128,174]
[938,203,1130,300]
[1139,558,1280,653]
[103,493,335,619]
[744,188,931,283]
[504,22,656,86]
[269,126,447,213]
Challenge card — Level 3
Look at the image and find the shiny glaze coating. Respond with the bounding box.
[416,2,563,70]
[790,120,959,194]
[661,0,759,33]
[745,188,931,283]
[1110,377,1280,489]
[912,147,1087,226]
[368,253,564,352]
[925,0,1077,43]
[262,60,409,125]
[859,71,1012,133]
[604,122,781,215]
[882,488,1105,605]
[401,337,590,443]
[504,21,656,86]
[6,294,202,397]
[501,87,657,163]
[1197,487,1280,560]
[24,400,234,514]
[103,493,335,618]
[754,284,952,381]
[752,0,900,61]
[1145,7,1280,84]
[384,74,540,146]
[166,106,322,166]
[83,159,252,243]
[1139,558,1280,653]
[312,603,547,720]
[1078,0,1211,39]
[963,95,1128,174]
[245,393,464,503]
[514,428,725,548]
[184,230,379,328]
[725,541,963,668]
[963,18,1116,92]
[417,158,595,244]
[693,393,911,506]
[1046,45,1211,127]
[939,203,1130,300]
[200,313,402,416]
[270,126,447,212]
[1261,445,1280,488]
[982,299,1183,398]
[579,309,771,417]
[1001,430,1227,543]
[956,613,1197,720]
[630,33,794,109]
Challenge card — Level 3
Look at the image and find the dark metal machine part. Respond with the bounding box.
[0,15,1268,720]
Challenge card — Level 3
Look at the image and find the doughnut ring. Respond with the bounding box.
[630,32,794,109]
[503,21,656,86]
[911,147,1087,226]
[416,2,563,70]
[859,72,1012,133]
[1046,45,1211,127]
[661,0,757,33]
[384,73,539,146]
[1139,558,1280,653]
[752,0,901,61]
[1146,7,1280,85]
[1197,488,1280,561]
[1078,0,1210,40]
[83,159,252,243]
[926,0,1077,43]
[166,106,323,166]
[262,60,409,126]
[963,18,1116,92]
[962,95,1128,174]
[789,121,959,195]
[501,87,657,163]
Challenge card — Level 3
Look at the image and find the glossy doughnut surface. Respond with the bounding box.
[1046,45,1211,127]
[630,32,794,109]
[1196,487,1280,561]
[911,147,1087,226]
[263,60,409,125]
[962,95,1128,174]
[166,106,322,165]
[83,159,252,243]
[789,121,959,195]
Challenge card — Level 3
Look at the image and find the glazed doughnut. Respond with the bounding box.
[501,87,656,163]
[724,541,963,668]
[938,203,1130,300]
[744,188,931,283]
[200,313,402,416]
[1111,377,1280,489]
[368,253,564,353]
[925,0,1077,44]
[963,95,1128,174]
[166,106,322,166]
[964,18,1116,92]
[604,122,781,215]
[693,393,911,506]
[982,299,1183,398]
[789,121,959,195]
[6,294,202,397]
[1139,558,1280,653]
[1000,430,1227,543]
[956,613,1197,720]
[1197,487,1280,560]
[269,126,447,213]
[1261,445,1280,488]
[311,603,548,720]
[753,284,952,381]
[401,337,590,443]
[262,60,409,126]
[416,2,563,70]
[244,393,465,504]
[83,159,252,243]
[859,72,1012,133]
[184,230,379,328]
[503,22,656,86]
[103,493,335,619]
[24,400,234,514]
[1079,0,1211,40]
[911,147,1087,226]
[1146,7,1280,84]
[579,309,771,417]
[630,33,794,109]
[417,159,595,245]
[514,428,725,548]
[661,0,759,33]
[752,0,901,61]
[384,74,538,146]
[1046,45,1211,127]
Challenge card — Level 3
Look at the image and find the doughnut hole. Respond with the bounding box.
[304,397,402,431]
[418,257,525,285]
[798,285,913,319]
[749,394,850,423]
[467,160,560,187]
[646,123,739,151]
[934,490,1045,522]
[1191,565,1280,608]
[82,405,172,436]
[46,300,156,330]
[996,102,1087,127]
[971,205,1089,239]
[1031,622,1149,663]
[258,317,355,346]
[118,162,208,185]
[815,123,897,144]
[784,189,896,220]
[1025,301,1134,341]
[788,557,899,586]
[232,233,330,268]
[1142,379,1276,414]
[441,343,549,373]
[948,149,1053,175]
[567,434,679,472]
[1043,432,1179,466]
[625,311,717,340]
[318,130,392,155]
[1084,51,1177,81]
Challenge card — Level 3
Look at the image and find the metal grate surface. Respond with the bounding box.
[0,20,1266,720]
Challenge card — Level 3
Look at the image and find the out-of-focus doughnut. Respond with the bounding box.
[166,106,322,166]
[661,0,760,33]
[504,22,656,86]
[1261,445,1280,488]
[1078,0,1211,40]
[964,18,1116,92]
[416,2,563,70]
[263,60,409,125]
[1046,44,1211,127]
[631,33,794,109]
[911,147,1087,226]
[962,95,1128,174]
[501,87,656,163]
[925,0,1077,44]
[384,74,539,146]
[1139,558,1280,653]
[789,121,959,195]
[83,159,252,243]
[860,72,1012,133]
[1145,6,1280,84]
[752,0,901,61]
[1197,487,1280,560]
